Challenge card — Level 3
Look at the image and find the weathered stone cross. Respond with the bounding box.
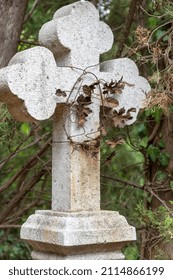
[0,1,150,259]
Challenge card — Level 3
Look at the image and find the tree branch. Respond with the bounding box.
[148,123,161,143]
[24,0,40,23]
[101,174,143,190]
[0,169,45,224]
[0,138,51,193]
[101,174,173,215]
[147,187,173,216]
[0,225,21,229]
[117,0,139,57]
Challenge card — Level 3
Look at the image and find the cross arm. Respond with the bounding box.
[0,46,59,122]
[100,58,151,125]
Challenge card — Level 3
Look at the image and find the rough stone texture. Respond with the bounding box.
[0,47,58,122]
[31,251,125,260]
[21,210,136,259]
[39,1,113,68]
[100,58,151,125]
[0,1,151,260]
[52,106,100,211]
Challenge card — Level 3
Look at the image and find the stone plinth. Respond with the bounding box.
[21,210,136,260]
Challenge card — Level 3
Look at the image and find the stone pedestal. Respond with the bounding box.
[21,210,136,260]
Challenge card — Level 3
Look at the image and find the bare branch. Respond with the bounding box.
[0,169,46,224]
[147,187,173,216]
[101,175,173,215]
[0,225,21,229]
[0,138,51,193]
[24,0,40,23]
[148,123,161,143]
[101,174,143,190]
[117,0,139,57]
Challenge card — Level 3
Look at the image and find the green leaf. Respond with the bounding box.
[123,244,139,260]
[139,136,148,148]
[155,170,167,182]
[153,108,163,123]
[147,145,160,162]
[158,139,165,149]
[158,152,170,167]
[148,17,158,29]
[144,108,162,123]
[20,123,31,136]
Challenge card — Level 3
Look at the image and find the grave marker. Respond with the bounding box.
[0,1,150,259]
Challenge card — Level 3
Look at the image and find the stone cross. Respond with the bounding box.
[0,1,150,259]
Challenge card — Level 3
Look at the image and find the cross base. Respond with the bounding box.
[20,210,136,260]
[31,250,124,260]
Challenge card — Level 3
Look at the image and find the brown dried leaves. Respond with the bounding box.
[73,78,135,129]
[75,82,99,126]
[109,107,136,128]
[106,138,125,148]
[135,26,150,47]
[102,77,134,95]
[76,136,100,159]
[103,77,124,95]
[103,97,119,108]
[76,94,92,126]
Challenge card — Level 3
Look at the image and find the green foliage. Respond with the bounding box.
[147,145,160,163]
[147,144,170,166]
[20,123,31,136]
[123,244,139,260]
[0,230,31,260]
[153,248,170,260]
[136,203,173,242]
[145,108,163,124]
[101,128,145,226]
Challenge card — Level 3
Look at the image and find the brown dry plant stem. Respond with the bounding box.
[116,0,139,57]
[0,138,51,194]
[0,168,45,224]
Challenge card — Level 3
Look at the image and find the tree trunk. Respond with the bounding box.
[144,115,173,259]
[0,0,28,68]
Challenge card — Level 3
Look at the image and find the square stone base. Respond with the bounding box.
[21,210,136,260]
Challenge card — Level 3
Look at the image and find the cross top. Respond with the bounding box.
[0,1,151,211]
[0,1,150,133]
[39,1,113,69]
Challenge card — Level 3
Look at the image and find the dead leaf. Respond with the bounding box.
[83,137,100,159]
[106,138,125,148]
[77,94,92,105]
[82,81,99,96]
[100,126,107,136]
[102,77,134,95]
[127,108,136,113]
[103,97,119,108]
[110,107,136,128]
[78,117,86,126]
[82,107,92,116]
[55,89,67,97]
[75,93,93,126]
[83,85,92,97]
